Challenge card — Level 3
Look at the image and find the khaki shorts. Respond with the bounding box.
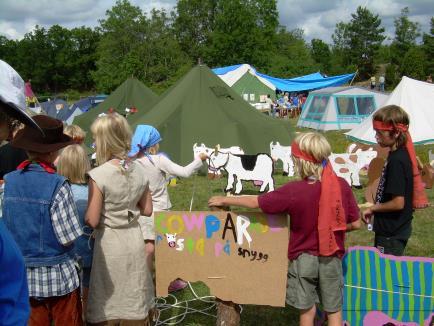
[286,253,343,312]
[138,214,155,240]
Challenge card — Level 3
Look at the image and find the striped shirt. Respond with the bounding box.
[27,182,82,297]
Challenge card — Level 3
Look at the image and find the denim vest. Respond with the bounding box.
[2,164,72,267]
[70,184,93,268]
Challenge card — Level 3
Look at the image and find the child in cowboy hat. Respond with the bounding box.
[2,115,83,325]
[209,132,361,326]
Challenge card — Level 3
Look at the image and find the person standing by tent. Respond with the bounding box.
[85,113,155,323]
[370,76,376,90]
[378,75,385,92]
[129,124,208,292]
[209,132,361,326]
[2,115,83,325]
[362,105,428,256]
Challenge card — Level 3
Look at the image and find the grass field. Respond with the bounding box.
[155,118,434,325]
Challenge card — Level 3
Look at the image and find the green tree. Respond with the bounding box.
[268,28,317,77]
[93,0,190,92]
[333,7,385,79]
[400,47,426,80]
[92,0,146,91]
[69,27,100,90]
[173,0,216,63]
[391,7,421,66]
[310,38,331,73]
[205,0,278,69]
[423,17,434,76]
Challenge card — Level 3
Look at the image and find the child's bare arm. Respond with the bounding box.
[86,179,103,228]
[208,195,259,209]
[138,189,153,217]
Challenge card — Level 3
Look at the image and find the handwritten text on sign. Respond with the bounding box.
[155,211,288,306]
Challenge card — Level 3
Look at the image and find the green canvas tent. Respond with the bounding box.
[129,65,293,165]
[232,71,276,103]
[74,78,158,143]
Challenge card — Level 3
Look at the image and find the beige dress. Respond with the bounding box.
[86,161,154,323]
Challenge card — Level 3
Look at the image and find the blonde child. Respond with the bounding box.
[57,144,93,322]
[209,132,361,326]
[129,124,207,291]
[85,113,154,323]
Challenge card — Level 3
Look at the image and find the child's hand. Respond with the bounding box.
[208,196,226,207]
[358,202,374,224]
[199,153,208,161]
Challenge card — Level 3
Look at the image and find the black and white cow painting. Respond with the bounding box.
[208,151,274,194]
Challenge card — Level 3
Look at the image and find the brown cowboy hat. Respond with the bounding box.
[11,115,74,153]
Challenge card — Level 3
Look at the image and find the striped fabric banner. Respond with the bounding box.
[343,246,434,326]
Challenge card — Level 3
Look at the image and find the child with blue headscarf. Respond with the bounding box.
[130,125,207,291]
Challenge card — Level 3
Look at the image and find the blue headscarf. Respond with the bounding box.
[129,125,162,157]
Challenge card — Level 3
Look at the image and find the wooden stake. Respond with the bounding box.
[210,205,241,326]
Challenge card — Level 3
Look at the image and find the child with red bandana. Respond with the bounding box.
[209,132,360,326]
[362,105,428,256]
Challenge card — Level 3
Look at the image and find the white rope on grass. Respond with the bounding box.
[153,281,218,325]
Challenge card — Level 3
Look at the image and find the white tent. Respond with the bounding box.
[346,76,434,144]
[65,107,83,125]
[297,86,388,131]
[215,63,276,90]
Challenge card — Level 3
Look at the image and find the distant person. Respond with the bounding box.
[209,132,361,326]
[2,115,83,325]
[129,124,208,292]
[378,75,385,92]
[370,76,376,90]
[427,75,433,83]
[265,94,276,116]
[362,105,428,256]
[64,124,86,144]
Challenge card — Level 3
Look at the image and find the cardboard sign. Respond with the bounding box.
[155,211,289,307]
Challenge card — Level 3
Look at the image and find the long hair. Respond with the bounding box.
[57,144,91,184]
[292,132,331,180]
[373,105,409,148]
[90,113,132,166]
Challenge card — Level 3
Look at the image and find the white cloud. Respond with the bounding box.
[0,0,431,43]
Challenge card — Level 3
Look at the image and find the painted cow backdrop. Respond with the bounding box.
[329,147,378,188]
[269,142,294,176]
[193,143,244,176]
[343,246,434,326]
[208,149,274,194]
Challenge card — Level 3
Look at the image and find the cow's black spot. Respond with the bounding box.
[238,155,258,171]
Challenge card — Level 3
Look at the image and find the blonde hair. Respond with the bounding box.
[57,144,91,184]
[147,143,159,155]
[64,124,86,143]
[292,132,331,180]
[90,113,132,165]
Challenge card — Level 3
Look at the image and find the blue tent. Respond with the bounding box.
[212,64,355,92]
[256,71,355,92]
[70,94,108,113]
[40,99,74,121]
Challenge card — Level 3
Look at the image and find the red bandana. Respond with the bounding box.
[17,160,56,174]
[291,141,346,256]
[373,120,428,208]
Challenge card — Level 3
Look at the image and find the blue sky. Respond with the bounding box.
[0,0,431,44]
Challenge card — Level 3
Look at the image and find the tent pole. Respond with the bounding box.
[349,70,358,86]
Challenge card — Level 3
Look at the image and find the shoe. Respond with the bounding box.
[168,279,188,292]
